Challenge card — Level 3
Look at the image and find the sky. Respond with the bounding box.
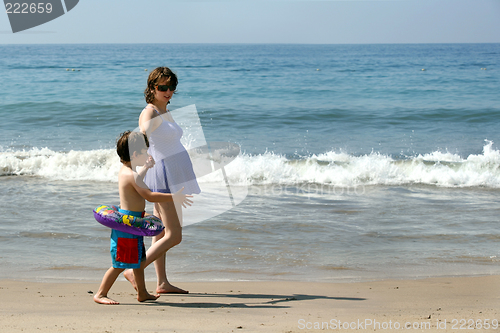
[1,0,500,44]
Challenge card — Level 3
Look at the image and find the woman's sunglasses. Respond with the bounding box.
[156,85,176,92]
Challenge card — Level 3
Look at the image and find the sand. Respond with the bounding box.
[0,276,499,332]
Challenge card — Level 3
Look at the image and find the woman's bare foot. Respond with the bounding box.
[94,294,120,305]
[137,292,160,303]
[123,269,137,291]
[157,282,188,294]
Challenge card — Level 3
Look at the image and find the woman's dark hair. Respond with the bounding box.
[144,67,178,104]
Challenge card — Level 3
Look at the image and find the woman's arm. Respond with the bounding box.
[138,107,161,137]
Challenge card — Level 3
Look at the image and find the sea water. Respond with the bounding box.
[0,43,499,282]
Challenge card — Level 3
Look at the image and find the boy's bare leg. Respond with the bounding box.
[94,267,124,305]
[133,268,159,302]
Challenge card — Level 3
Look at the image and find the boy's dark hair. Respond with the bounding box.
[116,131,149,163]
[144,67,178,104]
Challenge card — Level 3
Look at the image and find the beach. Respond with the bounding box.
[1,43,500,332]
[1,276,499,332]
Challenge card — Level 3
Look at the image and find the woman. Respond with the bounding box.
[124,67,200,294]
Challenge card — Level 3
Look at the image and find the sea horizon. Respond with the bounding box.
[1,43,499,282]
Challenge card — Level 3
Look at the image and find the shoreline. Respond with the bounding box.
[1,275,498,332]
[3,270,499,284]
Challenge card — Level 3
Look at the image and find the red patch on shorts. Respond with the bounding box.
[116,238,139,264]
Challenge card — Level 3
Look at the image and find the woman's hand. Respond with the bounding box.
[173,187,194,208]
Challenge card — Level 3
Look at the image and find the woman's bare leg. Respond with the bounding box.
[133,268,160,302]
[151,201,187,293]
[151,228,167,288]
[124,200,187,293]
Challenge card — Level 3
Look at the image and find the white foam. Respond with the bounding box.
[0,148,120,181]
[2,142,500,188]
[234,141,500,188]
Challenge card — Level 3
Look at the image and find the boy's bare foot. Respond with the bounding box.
[94,294,120,305]
[137,292,160,302]
[123,269,137,291]
[157,282,189,294]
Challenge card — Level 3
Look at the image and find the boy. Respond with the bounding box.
[94,131,192,305]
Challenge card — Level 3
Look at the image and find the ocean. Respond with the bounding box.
[0,43,499,282]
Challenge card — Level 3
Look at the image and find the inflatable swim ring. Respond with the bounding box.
[93,205,164,237]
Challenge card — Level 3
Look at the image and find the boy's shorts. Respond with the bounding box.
[110,209,146,269]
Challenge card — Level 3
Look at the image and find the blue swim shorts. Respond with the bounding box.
[110,209,146,269]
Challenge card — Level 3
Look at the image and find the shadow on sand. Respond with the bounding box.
[120,292,366,309]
